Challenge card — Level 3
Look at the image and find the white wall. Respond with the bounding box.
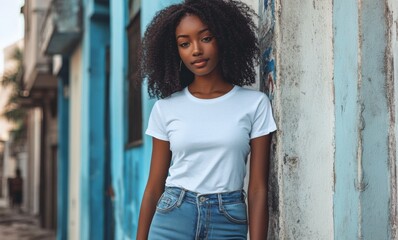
[23,0,52,90]
[68,43,82,240]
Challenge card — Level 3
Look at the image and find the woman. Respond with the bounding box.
[137,0,277,239]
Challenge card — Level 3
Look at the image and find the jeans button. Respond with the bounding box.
[199,196,206,202]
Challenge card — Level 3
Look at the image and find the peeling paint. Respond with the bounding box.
[385,2,398,238]
[396,19,398,41]
[283,154,299,169]
[358,0,391,238]
[356,103,365,194]
[356,4,364,239]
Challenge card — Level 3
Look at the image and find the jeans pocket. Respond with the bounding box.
[156,190,179,213]
[220,202,248,224]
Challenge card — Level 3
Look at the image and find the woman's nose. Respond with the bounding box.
[192,42,202,56]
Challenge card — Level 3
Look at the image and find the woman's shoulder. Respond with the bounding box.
[235,86,270,101]
[155,88,186,106]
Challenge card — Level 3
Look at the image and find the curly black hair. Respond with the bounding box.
[140,0,259,99]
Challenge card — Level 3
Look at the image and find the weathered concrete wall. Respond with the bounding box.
[263,0,398,239]
[271,0,335,238]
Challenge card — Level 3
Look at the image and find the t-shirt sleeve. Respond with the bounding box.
[145,101,169,141]
[250,94,277,139]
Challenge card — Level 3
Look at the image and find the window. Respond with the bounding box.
[126,10,142,147]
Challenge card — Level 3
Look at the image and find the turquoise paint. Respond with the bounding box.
[80,1,110,239]
[333,0,360,238]
[80,6,90,238]
[109,1,183,238]
[140,0,182,180]
[139,0,183,195]
[334,0,391,238]
[109,0,128,239]
[57,63,69,240]
[360,0,390,238]
[87,0,109,19]
[121,1,184,238]
[118,1,185,238]
[124,149,143,238]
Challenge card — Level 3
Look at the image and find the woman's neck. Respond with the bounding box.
[188,75,233,99]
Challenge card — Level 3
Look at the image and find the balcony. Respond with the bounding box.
[41,0,82,55]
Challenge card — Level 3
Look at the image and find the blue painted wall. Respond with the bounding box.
[109,0,128,239]
[140,0,182,203]
[360,0,390,238]
[109,1,182,238]
[131,1,182,238]
[57,60,70,240]
[333,0,390,239]
[80,1,110,239]
[333,0,360,238]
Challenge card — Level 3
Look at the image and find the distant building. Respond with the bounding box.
[0,40,24,142]
[0,40,24,205]
[21,0,58,231]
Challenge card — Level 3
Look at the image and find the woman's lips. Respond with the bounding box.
[192,59,208,68]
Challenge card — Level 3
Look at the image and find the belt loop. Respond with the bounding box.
[176,188,186,207]
[242,189,247,201]
[218,193,224,212]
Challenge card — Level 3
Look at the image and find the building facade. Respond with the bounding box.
[0,40,23,203]
[21,0,58,230]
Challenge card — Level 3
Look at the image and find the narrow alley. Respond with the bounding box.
[0,200,55,240]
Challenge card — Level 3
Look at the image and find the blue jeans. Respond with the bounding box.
[148,187,248,240]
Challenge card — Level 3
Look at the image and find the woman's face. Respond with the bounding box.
[175,14,220,77]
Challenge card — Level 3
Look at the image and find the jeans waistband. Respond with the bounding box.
[164,187,246,205]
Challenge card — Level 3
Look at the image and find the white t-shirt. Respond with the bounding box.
[146,85,277,194]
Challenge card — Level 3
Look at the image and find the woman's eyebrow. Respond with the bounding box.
[176,34,189,39]
[198,28,210,34]
[176,28,210,39]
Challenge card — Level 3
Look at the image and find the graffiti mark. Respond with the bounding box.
[259,0,275,100]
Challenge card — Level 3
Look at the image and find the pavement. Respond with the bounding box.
[0,199,56,240]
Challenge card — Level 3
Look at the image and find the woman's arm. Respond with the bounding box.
[136,138,172,240]
[248,134,272,240]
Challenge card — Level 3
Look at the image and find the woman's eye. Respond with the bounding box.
[179,42,190,48]
[202,36,213,43]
